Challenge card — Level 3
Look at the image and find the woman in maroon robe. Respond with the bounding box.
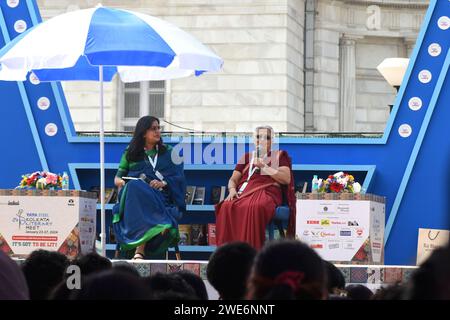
[215,126,296,250]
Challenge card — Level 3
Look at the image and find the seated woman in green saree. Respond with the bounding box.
[113,116,186,260]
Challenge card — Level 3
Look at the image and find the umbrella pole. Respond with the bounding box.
[99,65,106,257]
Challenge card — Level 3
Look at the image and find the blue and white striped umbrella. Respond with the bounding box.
[0,5,223,257]
[0,5,223,81]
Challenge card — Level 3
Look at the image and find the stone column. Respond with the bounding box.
[339,35,360,132]
[404,37,416,58]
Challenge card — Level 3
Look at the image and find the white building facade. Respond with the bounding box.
[36,0,429,133]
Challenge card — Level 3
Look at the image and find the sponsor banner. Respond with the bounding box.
[0,195,96,257]
[296,199,385,263]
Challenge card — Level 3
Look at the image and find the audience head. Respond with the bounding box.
[71,269,151,300]
[345,284,373,300]
[0,251,29,300]
[371,282,406,300]
[248,240,327,300]
[112,261,142,278]
[22,250,69,300]
[324,260,345,295]
[74,252,112,276]
[408,244,450,299]
[144,272,198,300]
[176,270,208,300]
[207,241,257,300]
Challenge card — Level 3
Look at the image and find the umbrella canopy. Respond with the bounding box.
[0,5,223,257]
[0,5,222,81]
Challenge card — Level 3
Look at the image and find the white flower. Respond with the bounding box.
[336,177,347,187]
[334,171,344,178]
[353,182,362,193]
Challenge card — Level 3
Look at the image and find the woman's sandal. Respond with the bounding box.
[132,252,145,260]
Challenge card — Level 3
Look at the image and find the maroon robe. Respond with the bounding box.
[215,150,296,250]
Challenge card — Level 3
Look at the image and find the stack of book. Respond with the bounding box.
[178,224,209,246]
[185,186,206,205]
[178,224,192,245]
[210,186,227,204]
[207,223,216,245]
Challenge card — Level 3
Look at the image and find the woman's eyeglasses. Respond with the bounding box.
[149,125,162,132]
[256,135,271,140]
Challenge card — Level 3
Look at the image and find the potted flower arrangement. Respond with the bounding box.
[17,171,63,190]
[317,171,362,193]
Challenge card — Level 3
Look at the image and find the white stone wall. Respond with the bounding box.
[36,0,305,133]
[36,0,428,134]
[313,0,427,132]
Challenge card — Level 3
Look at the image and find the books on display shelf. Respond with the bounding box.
[207,223,216,245]
[211,186,227,204]
[192,186,206,205]
[178,224,192,245]
[90,186,117,204]
[185,186,196,205]
[191,224,208,245]
[178,224,209,246]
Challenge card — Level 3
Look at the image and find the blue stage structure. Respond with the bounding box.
[0,0,449,265]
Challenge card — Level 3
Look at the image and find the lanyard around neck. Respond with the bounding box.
[247,151,259,182]
[145,146,158,172]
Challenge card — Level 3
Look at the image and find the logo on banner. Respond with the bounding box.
[418,70,432,84]
[398,124,412,138]
[344,242,354,250]
[310,244,323,249]
[438,16,450,30]
[428,43,441,57]
[37,97,51,111]
[14,20,27,33]
[328,243,340,250]
[307,220,319,225]
[331,221,347,225]
[320,219,330,226]
[348,220,359,226]
[320,231,335,238]
[356,229,364,236]
[303,230,310,237]
[45,123,58,136]
[323,206,329,212]
[7,0,20,8]
[12,209,25,229]
[340,230,352,237]
[408,97,423,111]
[68,199,75,206]
[8,201,20,206]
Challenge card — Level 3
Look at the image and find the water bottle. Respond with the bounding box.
[311,175,319,193]
[62,171,69,190]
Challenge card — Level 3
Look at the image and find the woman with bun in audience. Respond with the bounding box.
[247,240,327,300]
